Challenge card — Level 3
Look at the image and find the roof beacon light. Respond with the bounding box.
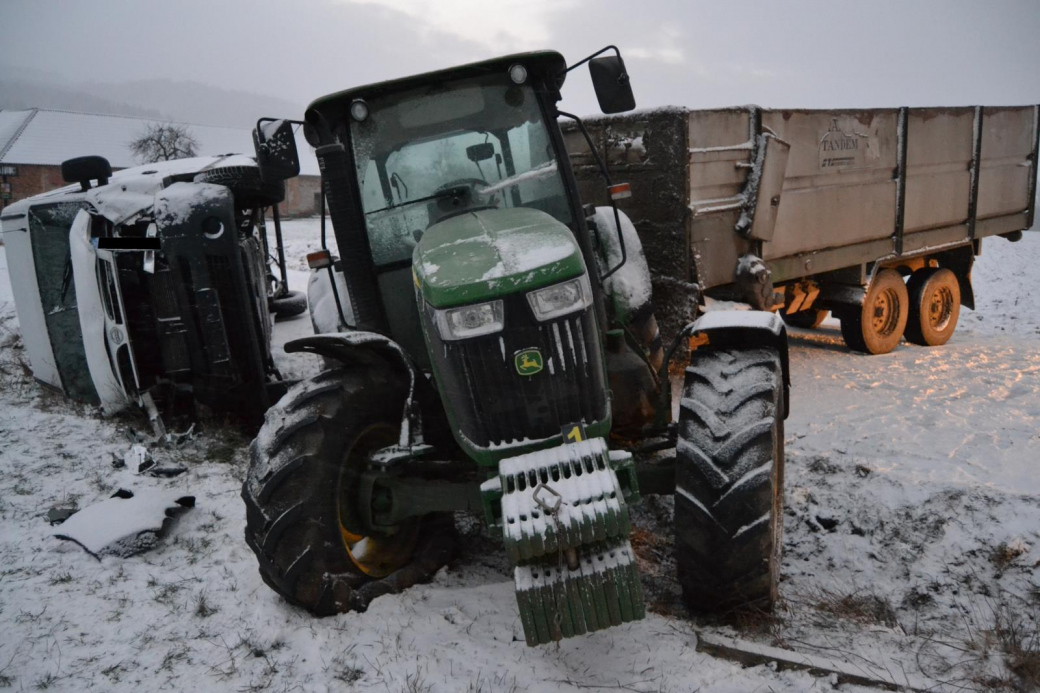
[509,64,528,85]
[350,99,369,122]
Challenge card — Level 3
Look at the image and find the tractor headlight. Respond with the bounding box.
[526,275,592,322]
[434,300,504,341]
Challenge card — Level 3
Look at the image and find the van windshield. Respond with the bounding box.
[350,73,572,267]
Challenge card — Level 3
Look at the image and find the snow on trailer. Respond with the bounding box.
[565,104,1039,354]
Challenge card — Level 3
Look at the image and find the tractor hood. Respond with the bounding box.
[413,207,585,309]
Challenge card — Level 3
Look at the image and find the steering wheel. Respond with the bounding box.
[429,178,499,224]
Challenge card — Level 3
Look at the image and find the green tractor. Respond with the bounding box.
[244,48,790,646]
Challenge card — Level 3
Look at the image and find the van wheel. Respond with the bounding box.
[674,347,785,615]
[905,268,960,346]
[194,166,285,207]
[271,290,308,318]
[839,269,908,354]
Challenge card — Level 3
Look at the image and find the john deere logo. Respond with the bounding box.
[515,348,543,376]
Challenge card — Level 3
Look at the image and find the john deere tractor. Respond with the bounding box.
[243,48,790,646]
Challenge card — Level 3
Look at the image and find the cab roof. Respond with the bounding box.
[306,51,567,118]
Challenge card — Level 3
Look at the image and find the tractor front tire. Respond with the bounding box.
[675,347,785,615]
[242,368,455,615]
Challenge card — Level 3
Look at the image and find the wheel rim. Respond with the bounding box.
[870,287,902,337]
[927,285,955,332]
[337,424,419,578]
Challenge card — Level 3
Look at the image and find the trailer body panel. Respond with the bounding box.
[565,104,1037,338]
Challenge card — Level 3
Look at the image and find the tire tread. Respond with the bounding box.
[675,347,784,614]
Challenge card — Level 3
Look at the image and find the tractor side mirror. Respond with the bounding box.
[466,143,495,163]
[253,119,301,182]
[589,55,636,114]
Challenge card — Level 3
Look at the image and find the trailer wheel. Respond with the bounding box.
[674,347,785,615]
[242,368,455,616]
[271,290,308,318]
[839,269,908,354]
[904,268,960,347]
[194,166,286,207]
[781,308,828,330]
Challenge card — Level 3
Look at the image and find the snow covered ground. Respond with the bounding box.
[0,226,1038,692]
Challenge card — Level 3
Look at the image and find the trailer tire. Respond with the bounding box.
[782,308,828,330]
[242,368,455,616]
[674,347,785,615]
[904,268,960,347]
[271,290,308,318]
[194,166,286,207]
[838,269,908,355]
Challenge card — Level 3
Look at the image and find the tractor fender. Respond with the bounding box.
[686,310,790,419]
[284,332,428,446]
[285,332,420,385]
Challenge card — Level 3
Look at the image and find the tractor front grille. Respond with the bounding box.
[426,294,609,449]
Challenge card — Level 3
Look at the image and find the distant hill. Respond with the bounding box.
[0,78,170,121]
[0,66,303,128]
[85,79,304,128]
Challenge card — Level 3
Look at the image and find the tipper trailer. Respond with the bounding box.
[566,105,1038,353]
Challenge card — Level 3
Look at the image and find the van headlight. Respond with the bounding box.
[527,275,592,321]
[434,300,504,340]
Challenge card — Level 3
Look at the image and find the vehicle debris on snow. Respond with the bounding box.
[52,489,195,559]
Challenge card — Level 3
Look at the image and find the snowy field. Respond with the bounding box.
[0,224,1038,692]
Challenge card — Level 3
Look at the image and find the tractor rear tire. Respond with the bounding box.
[271,290,308,319]
[674,347,785,615]
[782,308,828,330]
[194,165,285,207]
[838,269,908,354]
[242,368,455,616]
[904,268,960,347]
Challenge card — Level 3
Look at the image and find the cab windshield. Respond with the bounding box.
[350,73,573,267]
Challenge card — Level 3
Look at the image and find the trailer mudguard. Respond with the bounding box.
[686,310,790,419]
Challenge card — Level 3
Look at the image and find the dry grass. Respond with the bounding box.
[811,585,900,629]
[916,590,1040,692]
[991,541,1030,574]
[989,600,1040,692]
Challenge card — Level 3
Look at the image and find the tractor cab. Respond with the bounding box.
[255,50,657,457]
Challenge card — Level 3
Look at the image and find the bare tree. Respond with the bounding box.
[129,123,199,163]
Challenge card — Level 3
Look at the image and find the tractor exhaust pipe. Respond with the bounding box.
[309,112,388,335]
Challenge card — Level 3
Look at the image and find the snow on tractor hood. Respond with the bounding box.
[413,207,585,309]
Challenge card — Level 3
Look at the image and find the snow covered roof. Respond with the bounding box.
[0,108,319,176]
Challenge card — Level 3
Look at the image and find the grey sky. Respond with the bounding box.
[3,0,1039,117]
